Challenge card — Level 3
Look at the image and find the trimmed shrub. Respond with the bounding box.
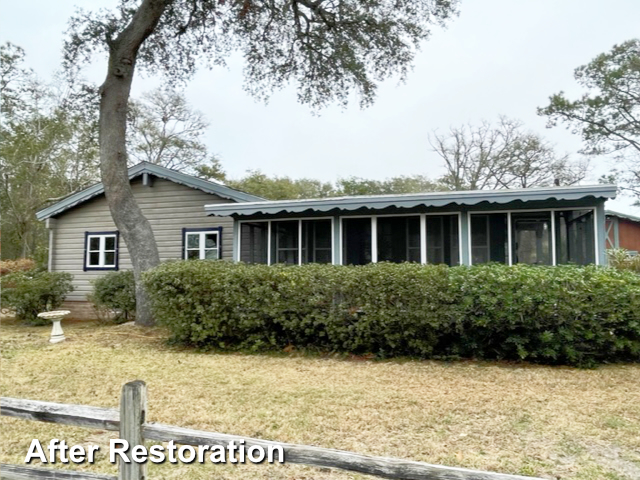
[1,270,74,325]
[143,261,640,366]
[89,271,136,323]
[0,258,36,276]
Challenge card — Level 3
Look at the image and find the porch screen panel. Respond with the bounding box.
[240,222,268,264]
[377,216,420,263]
[426,215,459,266]
[271,220,299,265]
[471,213,507,264]
[343,218,372,265]
[511,212,552,265]
[555,210,595,265]
[302,219,332,264]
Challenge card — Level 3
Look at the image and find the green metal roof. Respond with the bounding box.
[606,209,640,224]
[36,162,264,220]
[204,184,617,217]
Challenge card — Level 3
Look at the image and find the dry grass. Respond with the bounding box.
[1,319,639,480]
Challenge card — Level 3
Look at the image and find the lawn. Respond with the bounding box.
[1,318,639,480]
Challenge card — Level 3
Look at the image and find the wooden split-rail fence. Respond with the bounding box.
[1,380,545,480]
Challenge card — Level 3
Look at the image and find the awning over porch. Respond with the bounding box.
[204,184,617,217]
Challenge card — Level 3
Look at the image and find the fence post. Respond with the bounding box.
[119,380,147,480]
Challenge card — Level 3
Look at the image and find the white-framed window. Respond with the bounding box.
[183,228,221,260]
[85,232,119,270]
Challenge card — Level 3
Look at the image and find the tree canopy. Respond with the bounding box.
[539,39,640,202]
[65,0,459,108]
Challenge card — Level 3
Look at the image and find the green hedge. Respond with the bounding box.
[90,270,136,323]
[143,261,640,366]
[1,269,74,325]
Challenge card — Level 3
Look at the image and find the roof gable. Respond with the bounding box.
[36,162,264,220]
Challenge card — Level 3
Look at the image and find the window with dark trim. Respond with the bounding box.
[84,231,119,271]
[183,228,221,260]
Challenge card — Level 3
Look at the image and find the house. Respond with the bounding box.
[35,162,263,319]
[204,185,616,268]
[605,210,640,255]
[38,162,617,319]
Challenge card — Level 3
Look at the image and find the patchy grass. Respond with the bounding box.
[1,319,639,480]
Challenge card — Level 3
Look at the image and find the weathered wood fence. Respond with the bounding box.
[1,380,545,480]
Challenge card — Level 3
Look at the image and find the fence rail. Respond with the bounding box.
[1,381,544,480]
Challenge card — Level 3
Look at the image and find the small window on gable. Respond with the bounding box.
[85,232,119,270]
[183,228,221,260]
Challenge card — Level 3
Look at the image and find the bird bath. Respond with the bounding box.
[37,310,70,344]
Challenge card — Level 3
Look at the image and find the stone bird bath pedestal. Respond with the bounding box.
[37,310,70,344]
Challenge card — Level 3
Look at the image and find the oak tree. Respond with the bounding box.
[64,0,459,325]
[539,39,640,202]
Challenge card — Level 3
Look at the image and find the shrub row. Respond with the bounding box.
[1,269,74,325]
[143,261,640,366]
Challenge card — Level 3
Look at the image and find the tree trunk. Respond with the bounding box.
[98,0,169,326]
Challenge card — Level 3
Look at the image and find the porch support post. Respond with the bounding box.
[232,220,239,262]
[459,210,470,266]
[371,217,378,263]
[595,202,607,265]
[333,216,341,265]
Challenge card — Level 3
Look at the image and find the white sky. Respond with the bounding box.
[1,0,639,213]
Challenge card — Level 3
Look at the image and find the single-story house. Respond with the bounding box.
[36,162,263,318]
[37,162,617,318]
[605,210,640,255]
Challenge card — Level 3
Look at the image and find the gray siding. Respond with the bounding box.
[49,177,234,301]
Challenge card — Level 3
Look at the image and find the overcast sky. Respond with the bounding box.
[1,0,639,213]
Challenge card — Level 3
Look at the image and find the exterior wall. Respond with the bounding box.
[49,176,234,302]
[606,216,640,253]
[619,219,640,252]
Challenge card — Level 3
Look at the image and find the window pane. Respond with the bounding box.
[471,216,488,246]
[555,210,595,265]
[512,212,552,265]
[104,236,116,251]
[240,222,268,264]
[271,221,299,265]
[104,252,116,266]
[187,250,200,260]
[471,213,507,264]
[343,218,372,265]
[187,234,200,248]
[302,220,332,264]
[89,237,100,251]
[205,233,218,249]
[426,216,459,266]
[377,216,420,263]
[89,252,100,266]
[204,248,219,260]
